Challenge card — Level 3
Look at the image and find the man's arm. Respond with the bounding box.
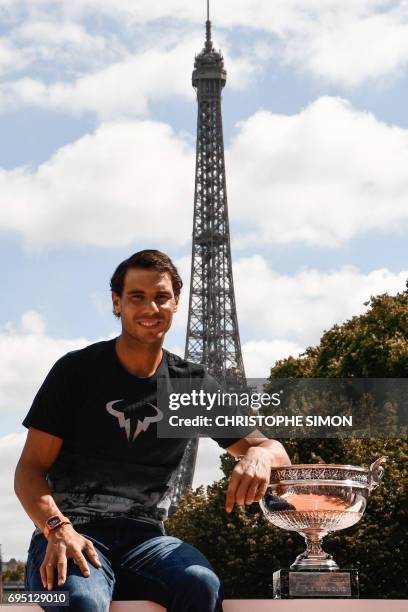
[15,428,101,590]
[224,431,291,513]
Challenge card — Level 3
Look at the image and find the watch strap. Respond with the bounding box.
[43,515,71,539]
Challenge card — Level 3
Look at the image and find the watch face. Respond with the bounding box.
[47,517,61,528]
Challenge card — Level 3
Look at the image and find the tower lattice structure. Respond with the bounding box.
[170,5,246,510]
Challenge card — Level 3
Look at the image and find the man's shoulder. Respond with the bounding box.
[164,349,208,379]
[57,338,115,369]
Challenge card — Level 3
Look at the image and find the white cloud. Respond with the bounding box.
[228,96,408,248]
[242,339,303,378]
[0,311,90,413]
[1,0,385,31]
[0,38,31,76]
[0,432,34,560]
[0,33,255,117]
[2,1,408,88]
[20,310,45,335]
[81,1,408,88]
[193,437,224,489]
[0,17,121,81]
[0,119,194,249]
[2,98,408,250]
[281,2,408,87]
[234,256,408,347]
[11,19,114,70]
[168,257,304,377]
[15,20,107,52]
[0,40,194,117]
[179,258,407,377]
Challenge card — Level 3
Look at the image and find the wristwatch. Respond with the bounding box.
[43,515,71,539]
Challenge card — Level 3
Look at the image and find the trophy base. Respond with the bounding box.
[273,569,359,599]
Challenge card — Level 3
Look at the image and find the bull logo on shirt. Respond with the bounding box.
[106,399,163,442]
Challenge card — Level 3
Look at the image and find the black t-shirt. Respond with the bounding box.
[22,339,244,528]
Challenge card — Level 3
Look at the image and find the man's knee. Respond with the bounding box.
[179,564,223,602]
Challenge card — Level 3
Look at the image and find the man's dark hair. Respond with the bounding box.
[110,250,183,317]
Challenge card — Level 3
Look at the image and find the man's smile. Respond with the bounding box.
[138,320,161,328]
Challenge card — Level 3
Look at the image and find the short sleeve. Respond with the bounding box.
[200,371,257,450]
[22,354,74,439]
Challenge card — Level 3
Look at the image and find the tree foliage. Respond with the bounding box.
[167,286,408,598]
[3,562,25,583]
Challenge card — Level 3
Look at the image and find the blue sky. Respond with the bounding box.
[1,0,408,558]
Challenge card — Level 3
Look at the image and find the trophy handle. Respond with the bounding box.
[369,456,388,490]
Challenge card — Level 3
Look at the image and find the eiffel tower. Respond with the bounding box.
[169,2,246,511]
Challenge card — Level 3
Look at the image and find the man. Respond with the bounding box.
[15,249,290,611]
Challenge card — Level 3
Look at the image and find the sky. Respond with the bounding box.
[1,0,408,560]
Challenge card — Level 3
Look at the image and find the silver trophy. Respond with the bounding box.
[260,457,387,598]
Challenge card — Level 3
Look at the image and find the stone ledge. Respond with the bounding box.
[5,599,407,611]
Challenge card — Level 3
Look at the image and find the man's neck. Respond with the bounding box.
[115,335,163,377]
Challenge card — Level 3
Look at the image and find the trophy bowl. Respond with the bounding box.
[260,457,387,571]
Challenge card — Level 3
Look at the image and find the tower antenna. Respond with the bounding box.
[205,0,212,49]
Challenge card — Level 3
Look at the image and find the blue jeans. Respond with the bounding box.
[25,518,223,612]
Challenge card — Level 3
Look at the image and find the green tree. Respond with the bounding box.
[3,561,25,583]
[168,287,408,598]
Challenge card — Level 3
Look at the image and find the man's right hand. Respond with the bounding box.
[40,524,102,590]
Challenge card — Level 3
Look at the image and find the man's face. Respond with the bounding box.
[112,267,178,345]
